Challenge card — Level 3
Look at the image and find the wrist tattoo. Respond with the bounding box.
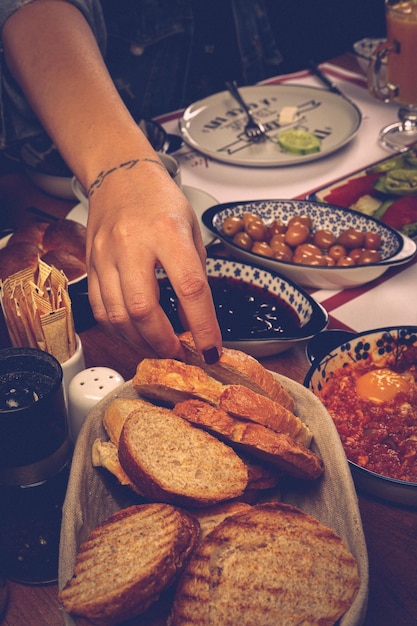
[87,158,164,197]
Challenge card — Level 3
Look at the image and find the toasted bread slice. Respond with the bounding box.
[133,358,224,406]
[59,503,199,626]
[173,399,323,480]
[133,358,311,445]
[103,396,163,445]
[219,385,312,446]
[118,406,249,507]
[179,331,294,411]
[170,501,360,626]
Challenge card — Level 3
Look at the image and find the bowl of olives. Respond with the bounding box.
[202,199,416,289]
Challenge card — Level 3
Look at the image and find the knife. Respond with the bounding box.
[308,60,352,100]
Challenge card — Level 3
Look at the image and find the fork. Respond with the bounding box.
[225,80,267,142]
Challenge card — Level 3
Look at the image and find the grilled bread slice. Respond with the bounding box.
[118,406,249,507]
[59,503,200,626]
[173,399,323,480]
[133,358,312,445]
[170,501,360,626]
[179,331,295,411]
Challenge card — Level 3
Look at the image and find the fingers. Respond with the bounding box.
[86,194,222,361]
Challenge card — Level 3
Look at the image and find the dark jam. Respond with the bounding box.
[159,275,301,339]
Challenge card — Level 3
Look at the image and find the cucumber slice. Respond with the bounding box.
[277,129,321,155]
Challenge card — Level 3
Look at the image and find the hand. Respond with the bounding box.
[85,159,222,361]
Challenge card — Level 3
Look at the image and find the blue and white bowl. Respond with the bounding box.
[202,199,415,289]
[156,256,328,357]
[305,326,417,506]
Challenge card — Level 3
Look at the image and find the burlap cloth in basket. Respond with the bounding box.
[59,374,369,626]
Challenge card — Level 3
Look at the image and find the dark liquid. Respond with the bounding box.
[0,462,70,584]
[0,372,54,411]
[159,275,301,339]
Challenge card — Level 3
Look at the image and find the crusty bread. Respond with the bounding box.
[133,358,224,406]
[118,406,249,507]
[59,503,200,626]
[179,331,294,411]
[103,396,158,445]
[133,358,311,444]
[219,384,312,446]
[170,501,360,626]
[173,399,323,480]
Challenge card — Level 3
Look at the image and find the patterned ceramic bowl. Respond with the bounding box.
[156,256,328,357]
[305,326,417,506]
[202,199,415,289]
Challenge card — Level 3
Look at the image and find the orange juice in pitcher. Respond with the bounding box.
[386,1,417,105]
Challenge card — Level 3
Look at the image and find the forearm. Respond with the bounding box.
[3,0,154,189]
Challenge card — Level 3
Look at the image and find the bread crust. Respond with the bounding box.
[118,406,249,507]
[173,399,323,480]
[133,358,311,445]
[170,501,360,626]
[59,503,200,625]
[179,331,294,410]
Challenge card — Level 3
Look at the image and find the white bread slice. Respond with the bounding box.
[91,439,144,495]
[118,406,249,507]
[170,501,360,626]
[133,358,312,445]
[179,331,294,411]
[173,399,323,481]
[59,503,200,626]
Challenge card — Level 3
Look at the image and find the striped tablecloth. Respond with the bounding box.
[158,63,417,333]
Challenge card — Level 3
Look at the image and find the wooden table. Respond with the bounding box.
[1,54,417,626]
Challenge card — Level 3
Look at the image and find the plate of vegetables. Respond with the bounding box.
[309,144,417,239]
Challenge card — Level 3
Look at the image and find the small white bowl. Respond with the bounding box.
[156,256,328,357]
[305,326,417,506]
[202,199,416,290]
[353,37,386,74]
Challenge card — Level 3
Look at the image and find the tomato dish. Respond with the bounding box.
[319,358,417,483]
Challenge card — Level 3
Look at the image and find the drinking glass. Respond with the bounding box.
[0,348,71,584]
[368,0,417,151]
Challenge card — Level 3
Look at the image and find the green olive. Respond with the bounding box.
[222,216,244,236]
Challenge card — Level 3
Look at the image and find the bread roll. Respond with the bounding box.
[0,242,39,280]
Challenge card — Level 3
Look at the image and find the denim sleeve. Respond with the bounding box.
[0,0,106,150]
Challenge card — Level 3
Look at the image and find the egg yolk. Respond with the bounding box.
[356,368,411,403]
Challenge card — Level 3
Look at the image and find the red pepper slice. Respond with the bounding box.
[323,173,383,207]
[381,196,417,229]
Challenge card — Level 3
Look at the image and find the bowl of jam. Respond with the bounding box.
[157,256,328,357]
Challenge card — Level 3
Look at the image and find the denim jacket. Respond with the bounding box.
[0,0,282,151]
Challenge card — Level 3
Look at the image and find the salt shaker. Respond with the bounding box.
[67,367,125,442]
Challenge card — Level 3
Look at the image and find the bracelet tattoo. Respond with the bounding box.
[87,158,164,197]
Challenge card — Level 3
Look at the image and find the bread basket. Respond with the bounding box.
[59,374,369,625]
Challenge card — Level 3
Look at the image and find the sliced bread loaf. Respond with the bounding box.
[179,331,294,410]
[118,406,249,507]
[173,399,323,480]
[133,358,224,405]
[59,503,200,626]
[170,501,360,626]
